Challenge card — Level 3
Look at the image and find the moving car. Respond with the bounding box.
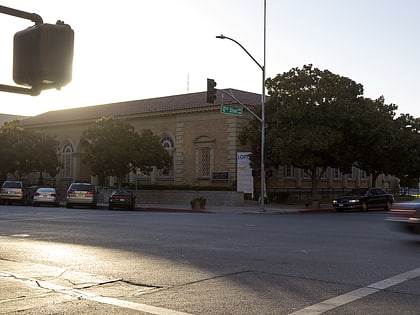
[0,180,29,205]
[332,188,393,212]
[66,182,97,209]
[386,203,420,235]
[108,190,136,210]
[32,187,60,207]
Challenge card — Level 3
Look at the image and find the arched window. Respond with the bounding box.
[194,136,214,179]
[62,144,73,179]
[159,136,174,177]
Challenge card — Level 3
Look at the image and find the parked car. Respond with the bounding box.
[386,202,420,235]
[32,187,60,207]
[108,190,136,210]
[0,181,29,205]
[66,182,97,209]
[332,188,394,212]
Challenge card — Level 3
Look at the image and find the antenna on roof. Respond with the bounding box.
[187,73,189,93]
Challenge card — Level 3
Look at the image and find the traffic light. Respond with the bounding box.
[251,144,262,167]
[13,22,74,89]
[207,78,217,103]
[252,144,261,157]
[264,144,273,164]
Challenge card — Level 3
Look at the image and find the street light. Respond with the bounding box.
[216,0,267,211]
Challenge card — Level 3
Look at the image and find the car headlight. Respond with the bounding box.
[349,199,359,203]
[332,200,338,204]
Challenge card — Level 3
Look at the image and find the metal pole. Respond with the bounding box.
[260,0,266,212]
[216,0,267,211]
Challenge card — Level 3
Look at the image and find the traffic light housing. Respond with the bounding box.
[207,78,217,103]
[264,144,273,164]
[251,144,262,167]
[13,22,74,89]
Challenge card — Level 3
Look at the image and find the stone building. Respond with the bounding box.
[20,89,398,201]
[21,89,259,193]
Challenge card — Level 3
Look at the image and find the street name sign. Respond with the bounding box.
[221,105,243,116]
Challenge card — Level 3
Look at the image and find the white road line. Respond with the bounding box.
[289,267,420,315]
[1,271,193,315]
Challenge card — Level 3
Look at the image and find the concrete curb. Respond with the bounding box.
[80,202,337,215]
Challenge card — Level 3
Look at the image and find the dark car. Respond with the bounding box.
[332,188,394,212]
[108,190,136,210]
[386,202,420,235]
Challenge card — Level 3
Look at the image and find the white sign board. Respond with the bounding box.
[237,152,253,194]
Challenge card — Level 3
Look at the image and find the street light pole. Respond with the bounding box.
[216,0,267,211]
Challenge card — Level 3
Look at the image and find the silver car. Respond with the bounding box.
[0,181,28,205]
[66,182,97,209]
[32,187,60,207]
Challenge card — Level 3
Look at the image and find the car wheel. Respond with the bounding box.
[33,202,39,207]
[361,202,368,212]
[109,205,113,210]
[66,203,73,208]
[384,201,392,211]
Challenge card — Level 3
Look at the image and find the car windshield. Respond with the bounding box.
[3,182,22,188]
[37,188,55,193]
[71,184,93,191]
[112,190,132,196]
[345,189,369,196]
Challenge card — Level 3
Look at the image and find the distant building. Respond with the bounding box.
[20,90,397,199]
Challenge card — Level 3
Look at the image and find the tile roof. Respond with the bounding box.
[0,114,27,125]
[21,89,263,127]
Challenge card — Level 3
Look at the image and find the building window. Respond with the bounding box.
[332,168,341,179]
[62,144,73,179]
[301,169,310,179]
[194,136,214,179]
[199,147,211,177]
[159,136,174,177]
[317,167,327,179]
[348,166,356,180]
[284,165,294,178]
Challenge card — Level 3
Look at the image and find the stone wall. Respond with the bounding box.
[98,189,244,207]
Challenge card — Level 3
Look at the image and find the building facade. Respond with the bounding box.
[20,89,398,199]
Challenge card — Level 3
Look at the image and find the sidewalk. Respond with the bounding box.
[95,201,336,215]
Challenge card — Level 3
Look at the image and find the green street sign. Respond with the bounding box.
[221,105,243,116]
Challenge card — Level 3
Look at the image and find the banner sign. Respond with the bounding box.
[237,152,253,194]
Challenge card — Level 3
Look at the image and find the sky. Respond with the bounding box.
[0,0,419,117]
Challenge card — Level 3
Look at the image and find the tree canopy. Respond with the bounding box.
[240,64,420,197]
[0,120,61,183]
[81,117,172,187]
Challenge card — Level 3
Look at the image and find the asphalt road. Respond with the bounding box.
[0,205,419,314]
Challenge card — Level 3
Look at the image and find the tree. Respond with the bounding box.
[241,64,366,199]
[81,116,171,188]
[0,121,61,182]
[349,96,399,186]
[266,65,368,198]
[30,132,62,184]
[386,113,420,189]
[0,120,22,180]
